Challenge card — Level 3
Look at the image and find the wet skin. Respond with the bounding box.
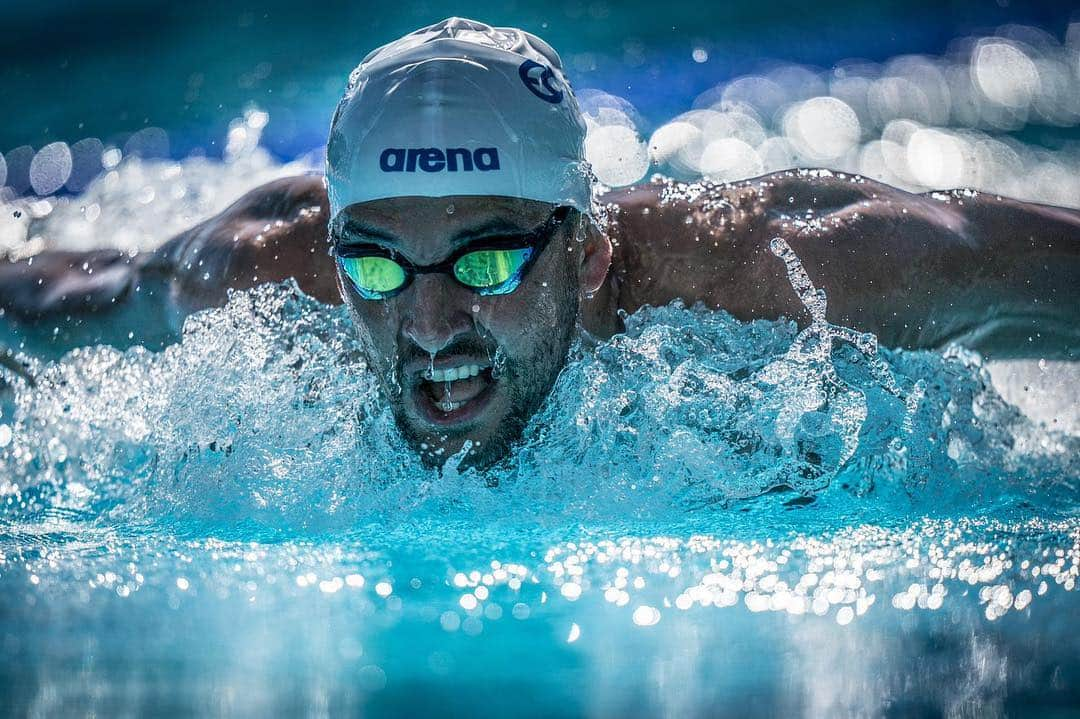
[5,170,1077,355]
[328,196,612,465]
[1,170,1078,459]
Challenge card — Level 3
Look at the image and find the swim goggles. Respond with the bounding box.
[334,205,571,300]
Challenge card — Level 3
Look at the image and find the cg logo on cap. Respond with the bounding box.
[518,60,564,104]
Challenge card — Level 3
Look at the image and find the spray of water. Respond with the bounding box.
[0,234,1073,537]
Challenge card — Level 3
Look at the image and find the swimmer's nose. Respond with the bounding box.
[401,274,474,353]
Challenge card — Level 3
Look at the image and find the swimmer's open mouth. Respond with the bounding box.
[410,361,496,426]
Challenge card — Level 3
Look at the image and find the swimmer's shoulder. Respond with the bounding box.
[159,173,339,311]
[595,177,789,319]
[598,175,770,242]
[597,178,713,255]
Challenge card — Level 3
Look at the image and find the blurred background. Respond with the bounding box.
[1,0,1079,209]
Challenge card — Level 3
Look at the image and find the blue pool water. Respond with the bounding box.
[2,8,1080,717]
[1,239,1077,715]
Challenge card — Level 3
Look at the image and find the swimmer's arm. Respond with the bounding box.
[604,174,1079,359]
[779,183,1080,359]
[929,194,1080,358]
[0,175,337,356]
[0,248,143,319]
[0,248,176,356]
[0,174,337,318]
[155,174,339,315]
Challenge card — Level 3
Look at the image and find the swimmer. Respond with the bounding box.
[2,17,1078,466]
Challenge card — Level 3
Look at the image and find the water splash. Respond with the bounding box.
[0,254,1076,719]
[1,259,1074,537]
[0,101,1078,716]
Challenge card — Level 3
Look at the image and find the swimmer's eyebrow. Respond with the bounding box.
[335,219,398,246]
[335,216,539,254]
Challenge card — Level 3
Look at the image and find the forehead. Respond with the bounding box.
[336,196,554,262]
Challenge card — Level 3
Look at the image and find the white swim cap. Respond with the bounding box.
[326,17,593,221]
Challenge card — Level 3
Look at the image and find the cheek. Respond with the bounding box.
[474,269,575,356]
[347,299,403,364]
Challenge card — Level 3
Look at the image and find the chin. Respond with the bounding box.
[397,400,503,466]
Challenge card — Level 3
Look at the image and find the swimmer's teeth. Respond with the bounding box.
[424,363,487,383]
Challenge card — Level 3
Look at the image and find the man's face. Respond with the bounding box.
[332,196,582,467]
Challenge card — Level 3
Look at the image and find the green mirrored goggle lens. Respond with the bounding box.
[339,256,407,297]
[453,248,534,294]
[337,246,538,299]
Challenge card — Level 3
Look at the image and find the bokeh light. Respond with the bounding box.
[3,145,34,196]
[699,137,763,182]
[783,97,861,162]
[584,122,650,187]
[906,128,965,188]
[29,142,73,196]
[973,40,1040,110]
[574,23,1080,210]
[123,127,170,159]
[66,137,104,193]
[4,22,1080,249]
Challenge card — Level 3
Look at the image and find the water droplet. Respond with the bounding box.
[491,347,507,380]
[387,352,403,398]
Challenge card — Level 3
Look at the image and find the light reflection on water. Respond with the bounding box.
[2,512,1078,716]
[0,22,1079,718]
[0,265,1077,713]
